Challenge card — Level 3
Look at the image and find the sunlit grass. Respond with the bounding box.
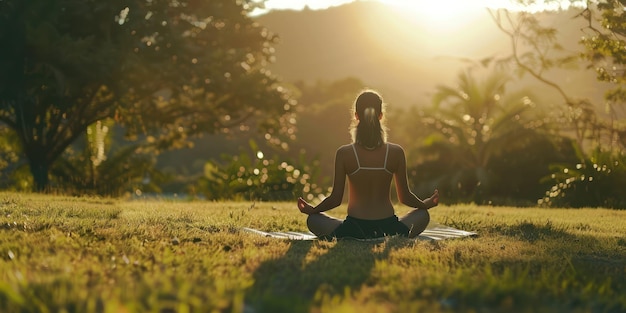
[0,192,624,312]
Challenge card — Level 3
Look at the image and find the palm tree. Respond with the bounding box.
[412,69,558,204]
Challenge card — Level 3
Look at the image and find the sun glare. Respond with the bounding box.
[382,0,485,33]
[253,0,588,16]
[364,0,497,53]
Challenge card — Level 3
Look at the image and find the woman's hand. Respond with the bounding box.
[297,197,317,215]
[424,189,439,209]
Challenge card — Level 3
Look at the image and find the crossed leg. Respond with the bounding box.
[306,209,429,238]
[306,213,342,237]
[399,209,430,238]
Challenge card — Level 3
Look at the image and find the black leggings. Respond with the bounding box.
[321,215,409,240]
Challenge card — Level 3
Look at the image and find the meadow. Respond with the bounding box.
[0,192,624,313]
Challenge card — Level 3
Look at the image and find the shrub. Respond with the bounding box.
[540,147,626,209]
[197,140,326,201]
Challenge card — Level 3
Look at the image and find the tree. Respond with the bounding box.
[410,68,566,204]
[489,4,626,152]
[488,3,626,208]
[578,0,626,149]
[488,8,601,151]
[0,0,293,192]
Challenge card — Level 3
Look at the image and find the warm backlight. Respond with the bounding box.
[382,0,485,33]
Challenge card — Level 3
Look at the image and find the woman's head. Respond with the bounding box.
[350,90,388,149]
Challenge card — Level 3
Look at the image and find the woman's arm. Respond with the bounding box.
[298,147,347,215]
[394,146,438,210]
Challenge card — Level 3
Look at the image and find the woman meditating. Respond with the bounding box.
[297,90,439,240]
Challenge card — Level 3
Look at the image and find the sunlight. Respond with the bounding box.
[382,0,485,33]
[362,0,496,54]
[363,0,588,53]
[252,0,588,16]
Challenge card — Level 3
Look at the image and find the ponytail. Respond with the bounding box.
[364,107,377,125]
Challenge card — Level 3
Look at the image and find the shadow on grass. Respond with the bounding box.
[494,220,570,243]
[438,220,626,312]
[245,238,412,312]
[490,220,626,284]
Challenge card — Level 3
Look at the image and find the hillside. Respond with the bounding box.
[256,1,606,107]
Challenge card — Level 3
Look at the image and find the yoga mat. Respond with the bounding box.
[241,224,477,241]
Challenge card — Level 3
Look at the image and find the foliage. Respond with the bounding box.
[0,125,21,186]
[45,119,167,197]
[196,140,325,201]
[541,146,626,209]
[114,0,295,145]
[409,68,568,205]
[0,0,292,192]
[0,0,123,191]
[578,0,626,147]
[488,5,626,207]
[0,126,33,192]
[0,193,625,312]
[51,144,165,197]
[490,3,626,150]
[488,8,605,152]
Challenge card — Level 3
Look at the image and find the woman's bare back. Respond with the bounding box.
[340,143,403,219]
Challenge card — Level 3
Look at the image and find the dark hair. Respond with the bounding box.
[350,90,387,149]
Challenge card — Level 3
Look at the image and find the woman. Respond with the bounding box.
[297,90,439,240]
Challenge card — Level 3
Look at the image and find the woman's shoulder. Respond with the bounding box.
[337,143,355,150]
[386,142,406,152]
[385,143,406,169]
[335,143,355,155]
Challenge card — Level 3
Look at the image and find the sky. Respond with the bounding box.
[250,0,586,15]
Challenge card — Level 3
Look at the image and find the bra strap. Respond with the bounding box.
[352,144,361,168]
[383,143,389,168]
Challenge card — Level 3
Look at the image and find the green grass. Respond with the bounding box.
[0,192,625,313]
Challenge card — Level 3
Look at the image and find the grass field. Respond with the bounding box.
[0,192,625,312]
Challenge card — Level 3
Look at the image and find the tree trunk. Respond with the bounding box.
[29,159,49,192]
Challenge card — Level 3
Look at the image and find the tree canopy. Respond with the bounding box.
[0,0,293,191]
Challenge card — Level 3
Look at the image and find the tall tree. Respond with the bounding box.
[0,0,293,191]
[578,0,626,149]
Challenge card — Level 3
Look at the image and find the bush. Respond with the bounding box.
[540,147,626,209]
[196,140,326,201]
